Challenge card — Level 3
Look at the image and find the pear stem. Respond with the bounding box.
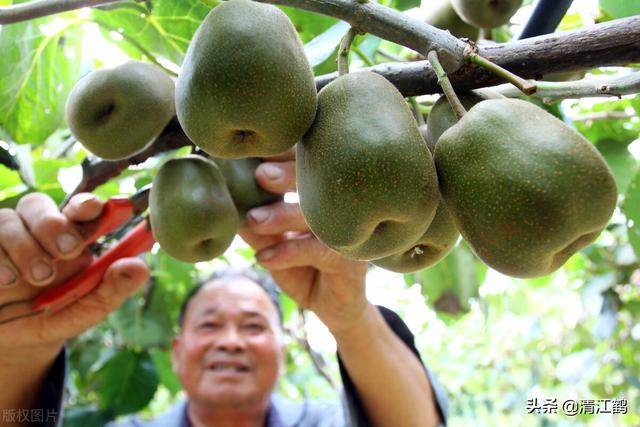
[408,97,426,126]
[338,27,358,76]
[466,51,537,95]
[427,50,466,120]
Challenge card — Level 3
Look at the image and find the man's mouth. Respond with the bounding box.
[207,363,250,373]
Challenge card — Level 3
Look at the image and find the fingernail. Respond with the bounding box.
[261,164,282,181]
[0,265,16,287]
[31,260,53,284]
[257,248,276,262]
[74,193,96,205]
[248,208,270,224]
[56,232,80,254]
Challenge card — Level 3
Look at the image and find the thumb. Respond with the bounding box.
[43,258,149,340]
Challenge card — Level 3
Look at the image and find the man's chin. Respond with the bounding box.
[196,385,259,409]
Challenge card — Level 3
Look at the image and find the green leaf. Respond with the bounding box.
[575,98,640,145]
[0,17,83,145]
[62,405,113,427]
[281,6,339,43]
[418,242,483,315]
[96,350,159,416]
[91,0,209,66]
[596,138,638,194]
[392,0,421,12]
[304,21,350,67]
[623,169,640,260]
[110,283,175,349]
[599,0,640,19]
[150,350,183,395]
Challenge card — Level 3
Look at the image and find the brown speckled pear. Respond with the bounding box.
[435,99,617,278]
[297,71,439,261]
[176,0,317,159]
[150,155,239,263]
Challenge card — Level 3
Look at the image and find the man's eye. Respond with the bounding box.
[243,323,266,332]
[200,322,221,329]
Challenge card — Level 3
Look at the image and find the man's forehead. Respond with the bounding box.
[187,277,279,320]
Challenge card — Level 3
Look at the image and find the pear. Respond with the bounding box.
[373,198,459,273]
[66,61,174,160]
[212,157,283,226]
[451,0,522,29]
[297,71,439,261]
[434,99,617,278]
[176,0,317,159]
[150,155,238,263]
[422,0,480,40]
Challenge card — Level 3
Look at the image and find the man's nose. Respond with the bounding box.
[214,325,247,351]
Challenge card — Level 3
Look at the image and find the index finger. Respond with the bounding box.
[255,160,296,194]
[16,194,85,261]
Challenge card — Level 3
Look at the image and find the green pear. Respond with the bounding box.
[435,99,617,278]
[66,61,175,160]
[297,71,439,261]
[176,0,317,159]
[212,157,283,226]
[150,155,239,263]
[373,197,459,273]
[422,0,480,40]
[451,0,522,29]
[426,92,487,153]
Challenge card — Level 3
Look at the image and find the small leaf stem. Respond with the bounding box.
[338,27,358,76]
[427,50,466,120]
[408,97,426,126]
[466,51,537,95]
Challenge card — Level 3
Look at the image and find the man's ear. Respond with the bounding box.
[278,341,287,376]
[171,335,181,372]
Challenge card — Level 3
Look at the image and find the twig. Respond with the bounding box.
[0,0,467,71]
[428,51,466,120]
[0,0,125,24]
[62,117,192,205]
[315,16,640,96]
[490,72,640,100]
[259,0,467,71]
[376,48,406,63]
[52,135,78,159]
[295,309,338,390]
[337,27,358,76]
[572,111,636,122]
[466,50,537,95]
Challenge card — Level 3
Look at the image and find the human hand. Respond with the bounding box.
[0,193,149,358]
[238,150,370,337]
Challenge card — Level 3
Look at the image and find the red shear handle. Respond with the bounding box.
[83,197,134,244]
[33,220,155,314]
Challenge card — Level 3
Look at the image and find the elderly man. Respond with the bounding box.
[0,155,447,426]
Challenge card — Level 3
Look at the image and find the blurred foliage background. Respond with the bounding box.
[0,0,639,425]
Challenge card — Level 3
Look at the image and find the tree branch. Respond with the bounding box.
[260,0,467,71]
[315,16,640,96]
[44,12,638,196]
[0,0,125,24]
[491,72,640,100]
[64,117,192,203]
[1,0,468,71]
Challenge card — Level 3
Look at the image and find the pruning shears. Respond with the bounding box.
[0,186,155,325]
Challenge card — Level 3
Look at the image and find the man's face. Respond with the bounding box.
[172,277,284,410]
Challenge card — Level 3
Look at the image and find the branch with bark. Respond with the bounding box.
[0,0,125,24]
[64,117,192,203]
[315,15,640,96]
[8,1,639,196]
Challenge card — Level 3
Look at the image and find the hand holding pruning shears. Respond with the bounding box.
[0,192,150,351]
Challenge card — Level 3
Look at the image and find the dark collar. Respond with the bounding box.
[180,400,286,427]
